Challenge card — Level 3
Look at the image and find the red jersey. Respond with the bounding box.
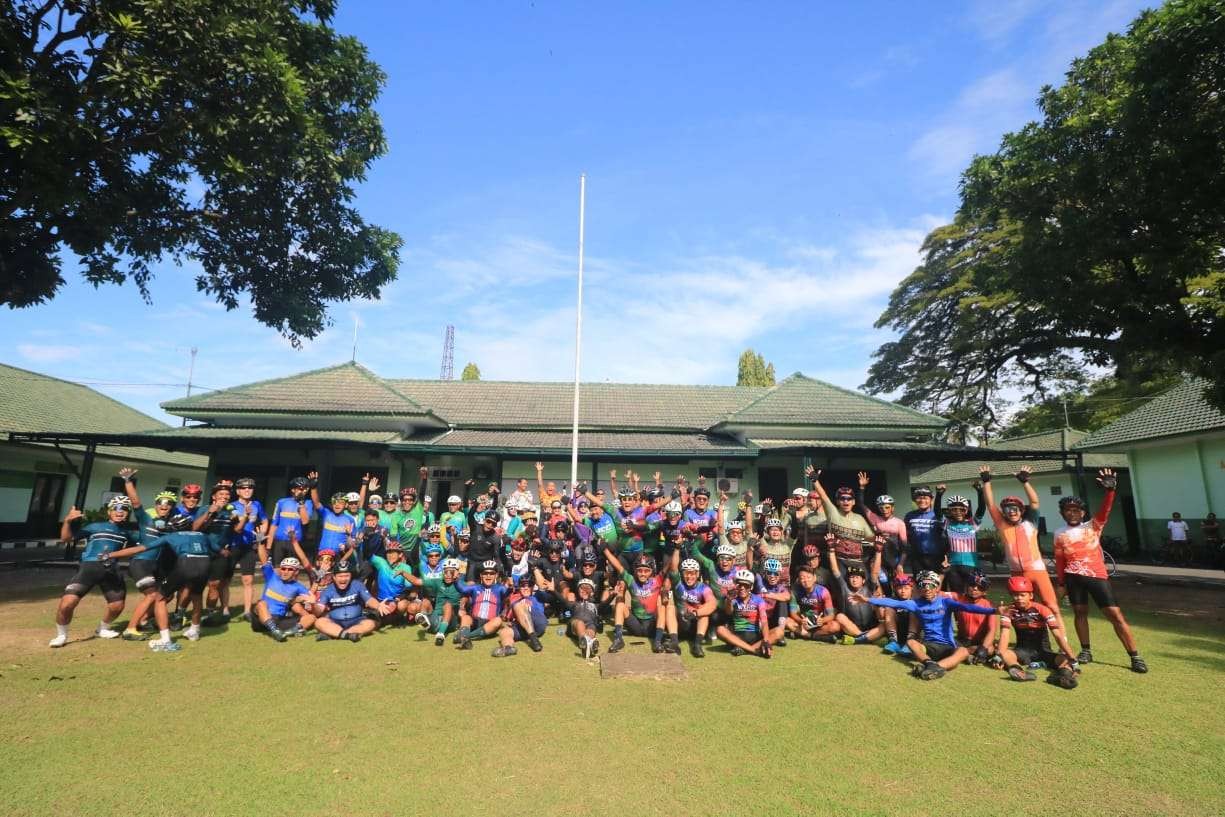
[1053,491,1115,581]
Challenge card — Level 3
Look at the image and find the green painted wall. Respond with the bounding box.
[1127,436,1223,552]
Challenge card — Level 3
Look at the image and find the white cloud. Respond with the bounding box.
[16,343,84,363]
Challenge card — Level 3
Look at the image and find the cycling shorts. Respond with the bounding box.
[64,562,126,602]
[1064,574,1118,609]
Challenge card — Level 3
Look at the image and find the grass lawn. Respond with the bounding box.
[0,574,1222,817]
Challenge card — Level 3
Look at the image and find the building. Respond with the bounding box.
[0,363,208,542]
[9,362,1063,516]
[1076,379,1225,552]
[911,428,1134,554]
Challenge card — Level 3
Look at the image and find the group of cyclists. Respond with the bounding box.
[50,459,1149,686]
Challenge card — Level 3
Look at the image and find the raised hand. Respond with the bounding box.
[419,466,429,478]
[307,470,319,481]
[978,465,991,482]
[804,464,815,478]
[368,476,380,492]
[609,469,617,480]
[1096,468,1118,490]
[465,478,476,487]
[535,462,544,472]
[1015,465,1033,483]
[118,467,138,481]
[935,484,946,493]
[65,506,83,522]
[653,471,661,482]
[857,471,869,488]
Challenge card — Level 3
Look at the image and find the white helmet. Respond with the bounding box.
[715,543,736,559]
[664,500,683,515]
[764,516,783,530]
[344,492,361,502]
[577,578,596,591]
[442,558,461,572]
[106,495,132,511]
[680,558,701,573]
[278,557,301,569]
[447,495,462,504]
[792,488,810,498]
[725,520,746,531]
[733,568,756,586]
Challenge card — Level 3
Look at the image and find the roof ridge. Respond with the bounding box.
[348,362,432,414]
[717,376,788,421]
[163,360,364,408]
[721,372,948,426]
[389,377,760,390]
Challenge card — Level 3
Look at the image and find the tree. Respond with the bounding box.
[999,372,1181,438]
[736,349,776,387]
[865,0,1224,425]
[1,0,401,343]
[460,362,480,381]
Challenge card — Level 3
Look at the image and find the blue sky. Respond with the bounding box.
[3,0,1151,424]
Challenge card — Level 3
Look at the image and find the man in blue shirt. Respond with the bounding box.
[50,496,140,648]
[266,476,314,568]
[904,485,947,575]
[312,561,392,642]
[108,530,220,649]
[254,557,316,642]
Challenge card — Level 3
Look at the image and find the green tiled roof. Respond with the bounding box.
[911,429,1127,483]
[387,380,762,430]
[1076,379,1225,450]
[395,429,755,457]
[0,362,206,468]
[751,438,983,454]
[163,362,434,417]
[139,427,403,444]
[721,373,947,429]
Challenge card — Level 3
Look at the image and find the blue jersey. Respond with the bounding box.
[904,509,941,557]
[201,504,239,551]
[318,581,373,623]
[370,555,414,601]
[272,497,314,541]
[682,507,718,537]
[318,507,356,554]
[134,506,174,557]
[232,499,268,550]
[675,580,714,608]
[870,595,994,647]
[144,531,217,560]
[259,562,311,616]
[74,522,139,562]
[730,593,768,632]
[456,580,511,620]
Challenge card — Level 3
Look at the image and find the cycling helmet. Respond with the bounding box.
[633,555,654,571]
[447,495,461,504]
[106,495,132,511]
[911,486,933,499]
[894,573,913,587]
[834,487,855,500]
[733,568,756,586]
[442,558,461,572]
[235,478,256,489]
[617,488,637,500]
[876,494,895,507]
[426,524,442,536]
[516,573,533,587]
[1000,495,1025,509]
[969,570,990,590]
[344,492,361,502]
[577,578,596,591]
[664,500,683,515]
[399,487,417,498]
[458,530,471,540]
[693,487,711,498]
[915,570,940,588]
[1058,495,1086,511]
[763,558,782,575]
[764,516,783,530]
[479,560,500,574]
[715,543,737,559]
[334,560,355,575]
[384,541,404,552]
[317,548,337,558]
[845,564,866,579]
[945,495,970,509]
[1007,576,1033,593]
[725,520,746,532]
[580,551,598,565]
[368,494,383,505]
[278,557,302,569]
[181,484,203,497]
[329,492,347,505]
[154,491,178,505]
[289,477,310,490]
[680,558,701,573]
[792,488,810,499]
[423,543,444,556]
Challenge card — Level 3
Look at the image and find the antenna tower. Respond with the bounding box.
[440,325,455,380]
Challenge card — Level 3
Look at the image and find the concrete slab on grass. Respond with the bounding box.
[599,651,687,680]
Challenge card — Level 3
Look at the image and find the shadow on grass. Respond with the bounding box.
[1168,635,1225,653]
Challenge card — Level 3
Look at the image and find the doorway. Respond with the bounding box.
[756,468,790,508]
[27,473,66,538]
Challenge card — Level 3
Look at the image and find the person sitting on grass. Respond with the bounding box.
[367,541,421,623]
[869,570,996,680]
[50,497,140,648]
[879,574,915,656]
[1052,468,1148,674]
[827,535,887,646]
[312,560,393,642]
[715,568,774,659]
[454,560,513,652]
[671,557,720,657]
[787,563,841,643]
[416,558,464,646]
[252,556,316,642]
[564,577,609,660]
[949,570,999,666]
[757,558,791,647]
[605,549,679,655]
[996,576,1081,689]
[504,573,547,655]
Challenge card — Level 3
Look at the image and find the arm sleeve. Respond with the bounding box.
[973,487,986,522]
[868,597,909,610]
[1094,489,1115,528]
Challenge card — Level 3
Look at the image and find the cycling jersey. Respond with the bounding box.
[392,503,426,551]
[271,497,313,541]
[419,576,462,607]
[822,498,875,561]
[944,591,993,643]
[1054,490,1115,581]
[870,594,994,648]
[72,522,139,562]
[134,506,173,554]
[681,507,718,544]
[791,583,834,619]
[904,507,942,558]
[318,581,373,623]
[757,575,790,614]
[1000,601,1059,650]
[141,531,217,560]
[231,499,267,550]
[369,555,414,601]
[943,518,979,568]
[987,505,1044,573]
[621,570,665,619]
[673,578,716,610]
[317,507,356,554]
[693,550,737,597]
[201,504,239,551]
[729,592,768,633]
[259,562,310,616]
[584,510,618,548]
[456,580,510,620]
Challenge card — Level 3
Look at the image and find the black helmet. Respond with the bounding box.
[334,560,355,575]
[1058,495,1087,511]
[289,477,309,489]
[969,570,990,590]
[693,487,711,498]
[235,477,256,488]
[633,555,654,571]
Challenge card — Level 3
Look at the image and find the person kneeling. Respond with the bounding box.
[996,576,1080,689]
[715,568,775,659]
[313,560,393,642]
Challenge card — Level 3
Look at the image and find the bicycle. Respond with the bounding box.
[1155,538,1193,568]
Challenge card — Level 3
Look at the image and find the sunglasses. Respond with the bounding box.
[181,493,201,499]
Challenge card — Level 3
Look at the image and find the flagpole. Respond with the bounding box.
[570,174,586,494]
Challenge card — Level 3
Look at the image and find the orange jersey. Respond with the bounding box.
[1053,491,1114,581]
[997,520,1043,573]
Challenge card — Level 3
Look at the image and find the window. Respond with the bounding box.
[1050,485,1062,496]
[697,467,718,479]
[724,468,744,479]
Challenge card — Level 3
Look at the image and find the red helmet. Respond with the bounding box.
[1007,576,1033,594]
[181,484,203,497]
[1000,496,1025,510]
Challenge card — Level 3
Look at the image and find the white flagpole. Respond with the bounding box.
[570,174,586,493]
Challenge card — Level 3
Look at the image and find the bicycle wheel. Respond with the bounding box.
[1102,549,1118,578]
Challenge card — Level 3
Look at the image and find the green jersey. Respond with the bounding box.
[392,504,426,549]
[420,576,461,606]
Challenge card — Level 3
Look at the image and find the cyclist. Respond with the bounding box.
[949,570,997,664]
[454,560,513,652]
[756,557,791,647]
[671,557,719,657]
[879,574,914,655]
[785,563,839,642]
[199,482,244,623]
[253,556,316,642]
[826,539,886,646]
[116,471,179,638]
[902,484,946,577]
[996,576,1080,689]
[980,465,1065,632]
[564,577,608,659]
[755,514,793,580]
[50,497,139,648]
[940,492,985,593]
[419,557,464,646]
[605,550,679,655]
[312,560,392,642]
[505,573,547,654]
[1053,468,1147,673]
[809,470,876,581]
[368,541,420,622]
[309,482,360,561]
[715,568,774,658]
[391,467,431,559]
[267,476,314,568]
[855,471,908,587]
[869,570,995,680]
[107,528,221,645]
[229,477,268,621]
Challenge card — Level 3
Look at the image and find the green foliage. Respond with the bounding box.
[1000,372,1183,438]
[736,348,775,387]
[0,0,401,343]
[460,362,480,381]
[865,0,1225,426]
